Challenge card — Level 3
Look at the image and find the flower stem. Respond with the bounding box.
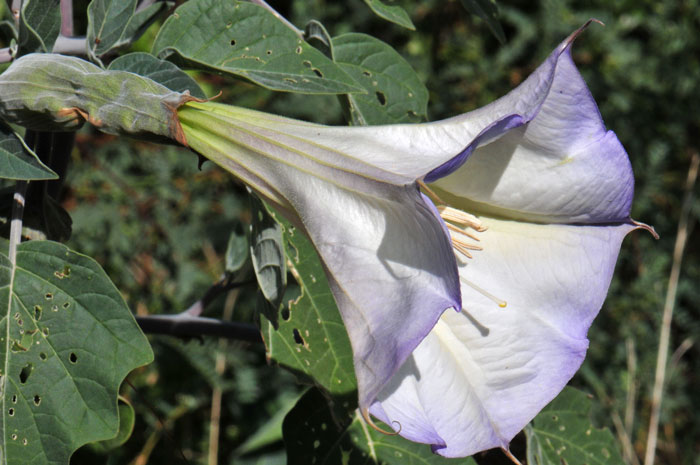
[643,152,699,465]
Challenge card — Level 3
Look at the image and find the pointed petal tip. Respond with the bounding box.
[502,447,525,465]
[561,19,605,52]
[631,219,659,239]
[360,407,402,436]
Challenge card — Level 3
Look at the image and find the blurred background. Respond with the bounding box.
[3,0,697,463]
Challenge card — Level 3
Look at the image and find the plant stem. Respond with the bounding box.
[60,0,73,36]
[181,278,252,317]
[208,289,239,465]
[624,337,637,461]
[643,152,699,465]
[135,314,262,342]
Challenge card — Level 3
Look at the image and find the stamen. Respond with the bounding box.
[418,180,445,205]
[460,276,507,308]
[452,243,473,259]
[449,230,483,250]
[445,222,481,242]
[438,206,486,232]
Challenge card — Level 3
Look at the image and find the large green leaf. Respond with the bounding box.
[152,0,364,94]
[87,0,169,61]
[333,33,428,125]
[0,123,57,180]
[459,0,506,44]
[260,209,355,395]
[363,0,415,30]
[0,240,153,464]
[525,387,625,465]
[17,0,60,54]
[108,52,207,99]
[284,388,474,465]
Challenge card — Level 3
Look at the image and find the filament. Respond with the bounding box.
[445,222,481,242]
[460,276,507,308]
[418,180,445,205]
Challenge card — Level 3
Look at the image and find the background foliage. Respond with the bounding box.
[0,0,697,464]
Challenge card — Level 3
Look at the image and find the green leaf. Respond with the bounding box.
[152,0,364,94]
[17,0,60,54]
[225,223,250,275]
[525,387,625,465]
[235,392,300,456]
[284,388,474,465]
[260,209,356,394]
[333,33,428,125]
[304,20,334,59]
[0,123,57,180]
[363,0,415,30]
[87,0,169,61]
[89,397,136,452]
[108,52,207,99]
[459,0,506,44]
[250,196,286,311]
[0,240,153,464]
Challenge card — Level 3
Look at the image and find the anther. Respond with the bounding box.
[438,206,486,232]
[460,276,507,308]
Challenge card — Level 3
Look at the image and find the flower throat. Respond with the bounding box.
[420,182,507,309]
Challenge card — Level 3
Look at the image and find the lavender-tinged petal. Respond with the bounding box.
[372,218,636,457]
[179,109,461,413]
[423,114,524,183]
[432,47,634,223]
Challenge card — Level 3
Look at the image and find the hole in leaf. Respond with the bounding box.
[42,327,49,336]
[45,293,53,300]
[230,39,236,46]
[54,265,71,279]
[19,363,33,384]
[34,306,42,321]
[226,21,232,28]
[12,395,16,403]
[51,305,58,312]
[284,78,298,84]
[281,308,290,321]
[39,352,47,361]
[11,434,16,441]
[8,408,14,416]
[312,68,323,78]
[17,318,22,326]
[63,302,70,309]
[292,328,304,345]
[33,395,41,406]
[303,60,312,68]
[22,438,27,445]
[375,91,387,106]
[362,70,371,77]
[69,353,77,364]
[266,50,272,55]
[295,46,302,54]
[11,340,27,352]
